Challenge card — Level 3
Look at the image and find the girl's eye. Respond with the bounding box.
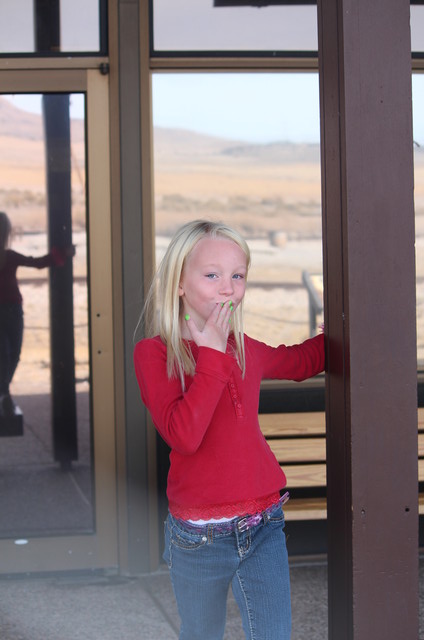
[206,273,218,279]
[233,274,245,280]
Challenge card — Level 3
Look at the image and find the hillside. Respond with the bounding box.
[1,95,423,240]
[0,96,323,237]
[0,96,318,161]
[153,125,320,164]
[0,96,84,141]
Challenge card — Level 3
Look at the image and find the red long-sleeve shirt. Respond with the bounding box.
[134,332,324,520]
[0,249,64,304]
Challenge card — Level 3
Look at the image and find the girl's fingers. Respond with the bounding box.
[214,301,232,331]
[185,302,234,352]
[206,301,231,326]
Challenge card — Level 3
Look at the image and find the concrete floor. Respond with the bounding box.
[0,559,328,640]
[0,556,423,640]
[1,395,422,639]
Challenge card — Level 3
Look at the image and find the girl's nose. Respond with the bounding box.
[219,278,234,295]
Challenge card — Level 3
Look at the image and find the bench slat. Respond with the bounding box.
[259,412,325,437]
[284,497,327,521]
[282,457,423,487]
[270,434,424,462]
[262,407,424,436]
[269,438,326,463]
[283,463,326,488]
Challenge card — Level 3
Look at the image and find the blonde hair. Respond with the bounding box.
[140,220,250,388]
[0,211,11,255]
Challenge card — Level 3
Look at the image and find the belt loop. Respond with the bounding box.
[207,523,213,544]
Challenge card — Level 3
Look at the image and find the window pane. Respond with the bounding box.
[414,75,424,367]
[0,0,34,53]
[412,6,424,55]
[0,93,94,537]
[152,0,318,53]
[61,0,100,52]
[152,73,322,347]
[0,0,101,54]
[153,1,424,56]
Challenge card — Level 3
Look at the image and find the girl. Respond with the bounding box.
[134,220,324,640]
[0,211,72,416]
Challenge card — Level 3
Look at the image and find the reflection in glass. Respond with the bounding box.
[411,6,424,54]
[152,1,423,55]
[0,94,93,537]
[152,0,317,52]
[0,0,101,54]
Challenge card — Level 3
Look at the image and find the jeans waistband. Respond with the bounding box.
[173,491,289,536]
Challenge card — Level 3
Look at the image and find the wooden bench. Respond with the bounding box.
[259,407,424,521]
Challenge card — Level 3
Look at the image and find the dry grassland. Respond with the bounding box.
[1,97,424,394]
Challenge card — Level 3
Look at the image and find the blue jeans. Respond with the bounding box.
[163,504,291,640]
[0,303,24,396]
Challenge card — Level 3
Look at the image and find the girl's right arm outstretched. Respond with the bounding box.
[15,247,73,268]
[134,338,235,455]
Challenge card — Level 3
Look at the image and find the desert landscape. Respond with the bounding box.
[1,93,424,398]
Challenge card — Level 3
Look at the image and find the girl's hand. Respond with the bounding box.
[65,245,76,258]
[185,302,233,353]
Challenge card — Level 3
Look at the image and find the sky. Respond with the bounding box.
[1,0,424,144]
[3,74,320,144]
[3,73,424,146]
[152,73,320,144]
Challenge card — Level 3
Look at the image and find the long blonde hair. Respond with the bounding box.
[139,220,251,388]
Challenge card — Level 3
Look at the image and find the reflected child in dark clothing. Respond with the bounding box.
[0,211,73,417]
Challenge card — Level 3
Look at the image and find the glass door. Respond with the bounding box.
[0,69,118,573]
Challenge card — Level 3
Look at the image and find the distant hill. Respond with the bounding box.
[0,96,320,163]
[0,95,324,235]
[0,96,43,140]
[0,96,84,142]
[154,126,320,164]
[2,95,423,167]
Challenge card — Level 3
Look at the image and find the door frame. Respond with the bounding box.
[0,68,118,573]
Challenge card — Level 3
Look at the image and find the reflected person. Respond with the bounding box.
[0,211,73,417]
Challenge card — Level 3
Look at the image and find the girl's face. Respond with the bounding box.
[179,236,248,331]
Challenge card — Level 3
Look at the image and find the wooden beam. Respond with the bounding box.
[317,1,418,638]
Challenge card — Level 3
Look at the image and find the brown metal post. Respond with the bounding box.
[317,1,419,638]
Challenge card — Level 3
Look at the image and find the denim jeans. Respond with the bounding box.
[0,303,24,396]
[163,504,291,640]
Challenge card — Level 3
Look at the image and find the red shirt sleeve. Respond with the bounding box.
[247,332,325,381]
[11,248,67,268]
[134,337,236,455]
[9,250,55,269]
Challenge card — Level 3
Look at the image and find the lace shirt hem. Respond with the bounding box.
[169,491,282,521]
